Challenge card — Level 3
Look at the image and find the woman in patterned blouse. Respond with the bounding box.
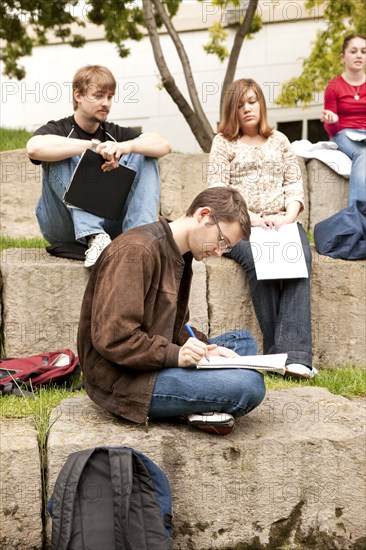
[208,78,317,379]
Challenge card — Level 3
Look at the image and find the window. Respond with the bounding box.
[277,121,302,142]
[277,119,329,143]
[307,119,328,142]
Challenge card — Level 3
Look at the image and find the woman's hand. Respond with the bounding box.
[261,212,298,229]
[321,109,339,124]
[250,212,268,229]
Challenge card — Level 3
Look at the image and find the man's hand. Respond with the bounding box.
[178,338,217,367]
[208,346,238,358]
[97,140,133,161]
[100,158,120,172]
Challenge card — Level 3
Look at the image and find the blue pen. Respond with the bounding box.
[184,323,196,339]
[185,323,210,363]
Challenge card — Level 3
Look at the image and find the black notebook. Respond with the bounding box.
[63,149,136,220]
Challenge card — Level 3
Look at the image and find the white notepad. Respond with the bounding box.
[196,353,287,375]
[250,223,308,280]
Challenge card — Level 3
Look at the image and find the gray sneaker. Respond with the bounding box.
[186,412,235,435]
[84,233,112,268]
[285,363,318,379]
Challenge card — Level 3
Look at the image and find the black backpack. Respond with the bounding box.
[48,446,172,550]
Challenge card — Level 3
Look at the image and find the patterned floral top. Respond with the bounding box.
[208,130,304,216]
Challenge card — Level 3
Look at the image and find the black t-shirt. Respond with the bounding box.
[31,115,140,165]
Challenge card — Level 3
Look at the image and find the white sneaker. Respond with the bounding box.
[186,412,235,435]
[285,363,318,379]
[84,233,112,268]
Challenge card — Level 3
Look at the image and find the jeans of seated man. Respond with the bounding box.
[332,129,366,206]
[148,329,266,419]
[35,152,160,243]
[226,223,313,368]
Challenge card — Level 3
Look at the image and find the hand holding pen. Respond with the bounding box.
[177,323,213,367]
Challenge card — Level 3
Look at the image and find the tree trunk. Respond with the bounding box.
[142,0,214,152]
[220,0,259,116]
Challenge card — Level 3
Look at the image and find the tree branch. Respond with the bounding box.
[142,0,214,151]
[151,0,214,138]
[220,0,259,114]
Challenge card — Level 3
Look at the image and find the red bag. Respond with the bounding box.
[0,349,80,396]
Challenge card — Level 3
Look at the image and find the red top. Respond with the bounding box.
[323,75,366,138]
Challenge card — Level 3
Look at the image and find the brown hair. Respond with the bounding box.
[217,78,273,141]
[341,34,366,54]
[186,187,251,240]
[72,65,116,110]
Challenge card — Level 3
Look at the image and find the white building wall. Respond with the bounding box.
[0,2,326,152]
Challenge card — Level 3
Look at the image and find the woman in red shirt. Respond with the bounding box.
[321,34,366,205]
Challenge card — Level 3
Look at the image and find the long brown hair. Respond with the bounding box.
[217,78,273,141]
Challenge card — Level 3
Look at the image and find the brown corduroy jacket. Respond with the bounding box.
[77,218,208,423]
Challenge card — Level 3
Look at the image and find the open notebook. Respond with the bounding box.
[196,353,287,375]
[63,149,136,220]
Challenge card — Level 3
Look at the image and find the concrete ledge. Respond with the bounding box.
[0,419,43,549]
[46,390,366,549]
[0,248,89,357]
[307,159,348,231]
[0,151,349,239]
[159,153,311,231]
[1,248,365,367]
[0,149,42,238]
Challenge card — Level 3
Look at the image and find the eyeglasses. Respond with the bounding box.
[211,213,233,252]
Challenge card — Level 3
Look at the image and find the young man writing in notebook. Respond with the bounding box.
[26,65,171,268]
[77,187,266,435]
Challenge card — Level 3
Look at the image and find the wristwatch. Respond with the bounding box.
[90,138,101,152]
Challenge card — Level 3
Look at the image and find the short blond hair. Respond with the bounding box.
[72,65,116,110]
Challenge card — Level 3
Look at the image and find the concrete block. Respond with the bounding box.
[189,259,209,333]
[0,249,89,356]
[0,419,43,549]
[46,390,366,549]
[0,149,42,238]
[205,256,262,348]
[296,155,310,231]
[159,153,210,218]
[1,247,365,367]
[0,250,206,358]
[307,159,349,230]
[159,153,309,231]
[311,252,366,366]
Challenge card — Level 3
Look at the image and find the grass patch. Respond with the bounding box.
[0,384,85,519]
[0,235,48,252]
[0,127,32,152]
[264,366,366,399]
[0,367,364,422]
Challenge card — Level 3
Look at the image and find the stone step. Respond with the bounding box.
[0,419,43,549]
[44,389,365,549]
[0,150,349,238]
[1,247,365,367]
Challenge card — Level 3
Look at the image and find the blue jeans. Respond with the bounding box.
[35,153,160,243]
[148,330,266,419]
[332,129,366,206]
[226,223,312,367]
